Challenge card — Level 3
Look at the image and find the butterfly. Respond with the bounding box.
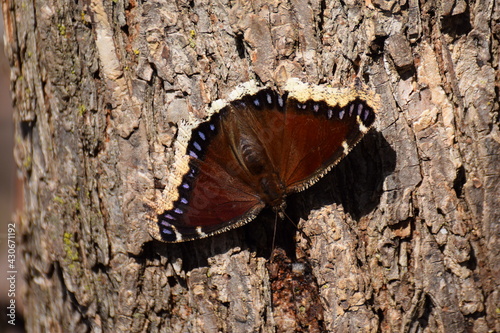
[149,78,379,242]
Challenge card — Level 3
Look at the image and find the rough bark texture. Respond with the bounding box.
[3,0,499,332]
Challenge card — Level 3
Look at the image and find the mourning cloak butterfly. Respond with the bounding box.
[149,78,379,242]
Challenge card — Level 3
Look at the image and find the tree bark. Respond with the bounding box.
[3,0,499,332]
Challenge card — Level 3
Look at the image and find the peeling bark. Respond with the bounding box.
[3,0,499,332]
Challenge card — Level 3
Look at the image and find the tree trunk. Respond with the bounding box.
[3,0,499,331]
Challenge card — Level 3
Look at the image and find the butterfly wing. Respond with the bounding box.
[279,97,376,193]
[225,85,377,195]
[157,110,265,242]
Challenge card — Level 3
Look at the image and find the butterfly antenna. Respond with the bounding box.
[281,209,312,246]
[270,210,279,261]
[281,209,296,228]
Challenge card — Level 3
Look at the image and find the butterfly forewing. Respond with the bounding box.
[279,98,375,192]
[157,108,265,242]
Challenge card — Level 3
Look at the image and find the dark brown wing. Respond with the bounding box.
[278,98,375,192]
[157,109,265,242]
